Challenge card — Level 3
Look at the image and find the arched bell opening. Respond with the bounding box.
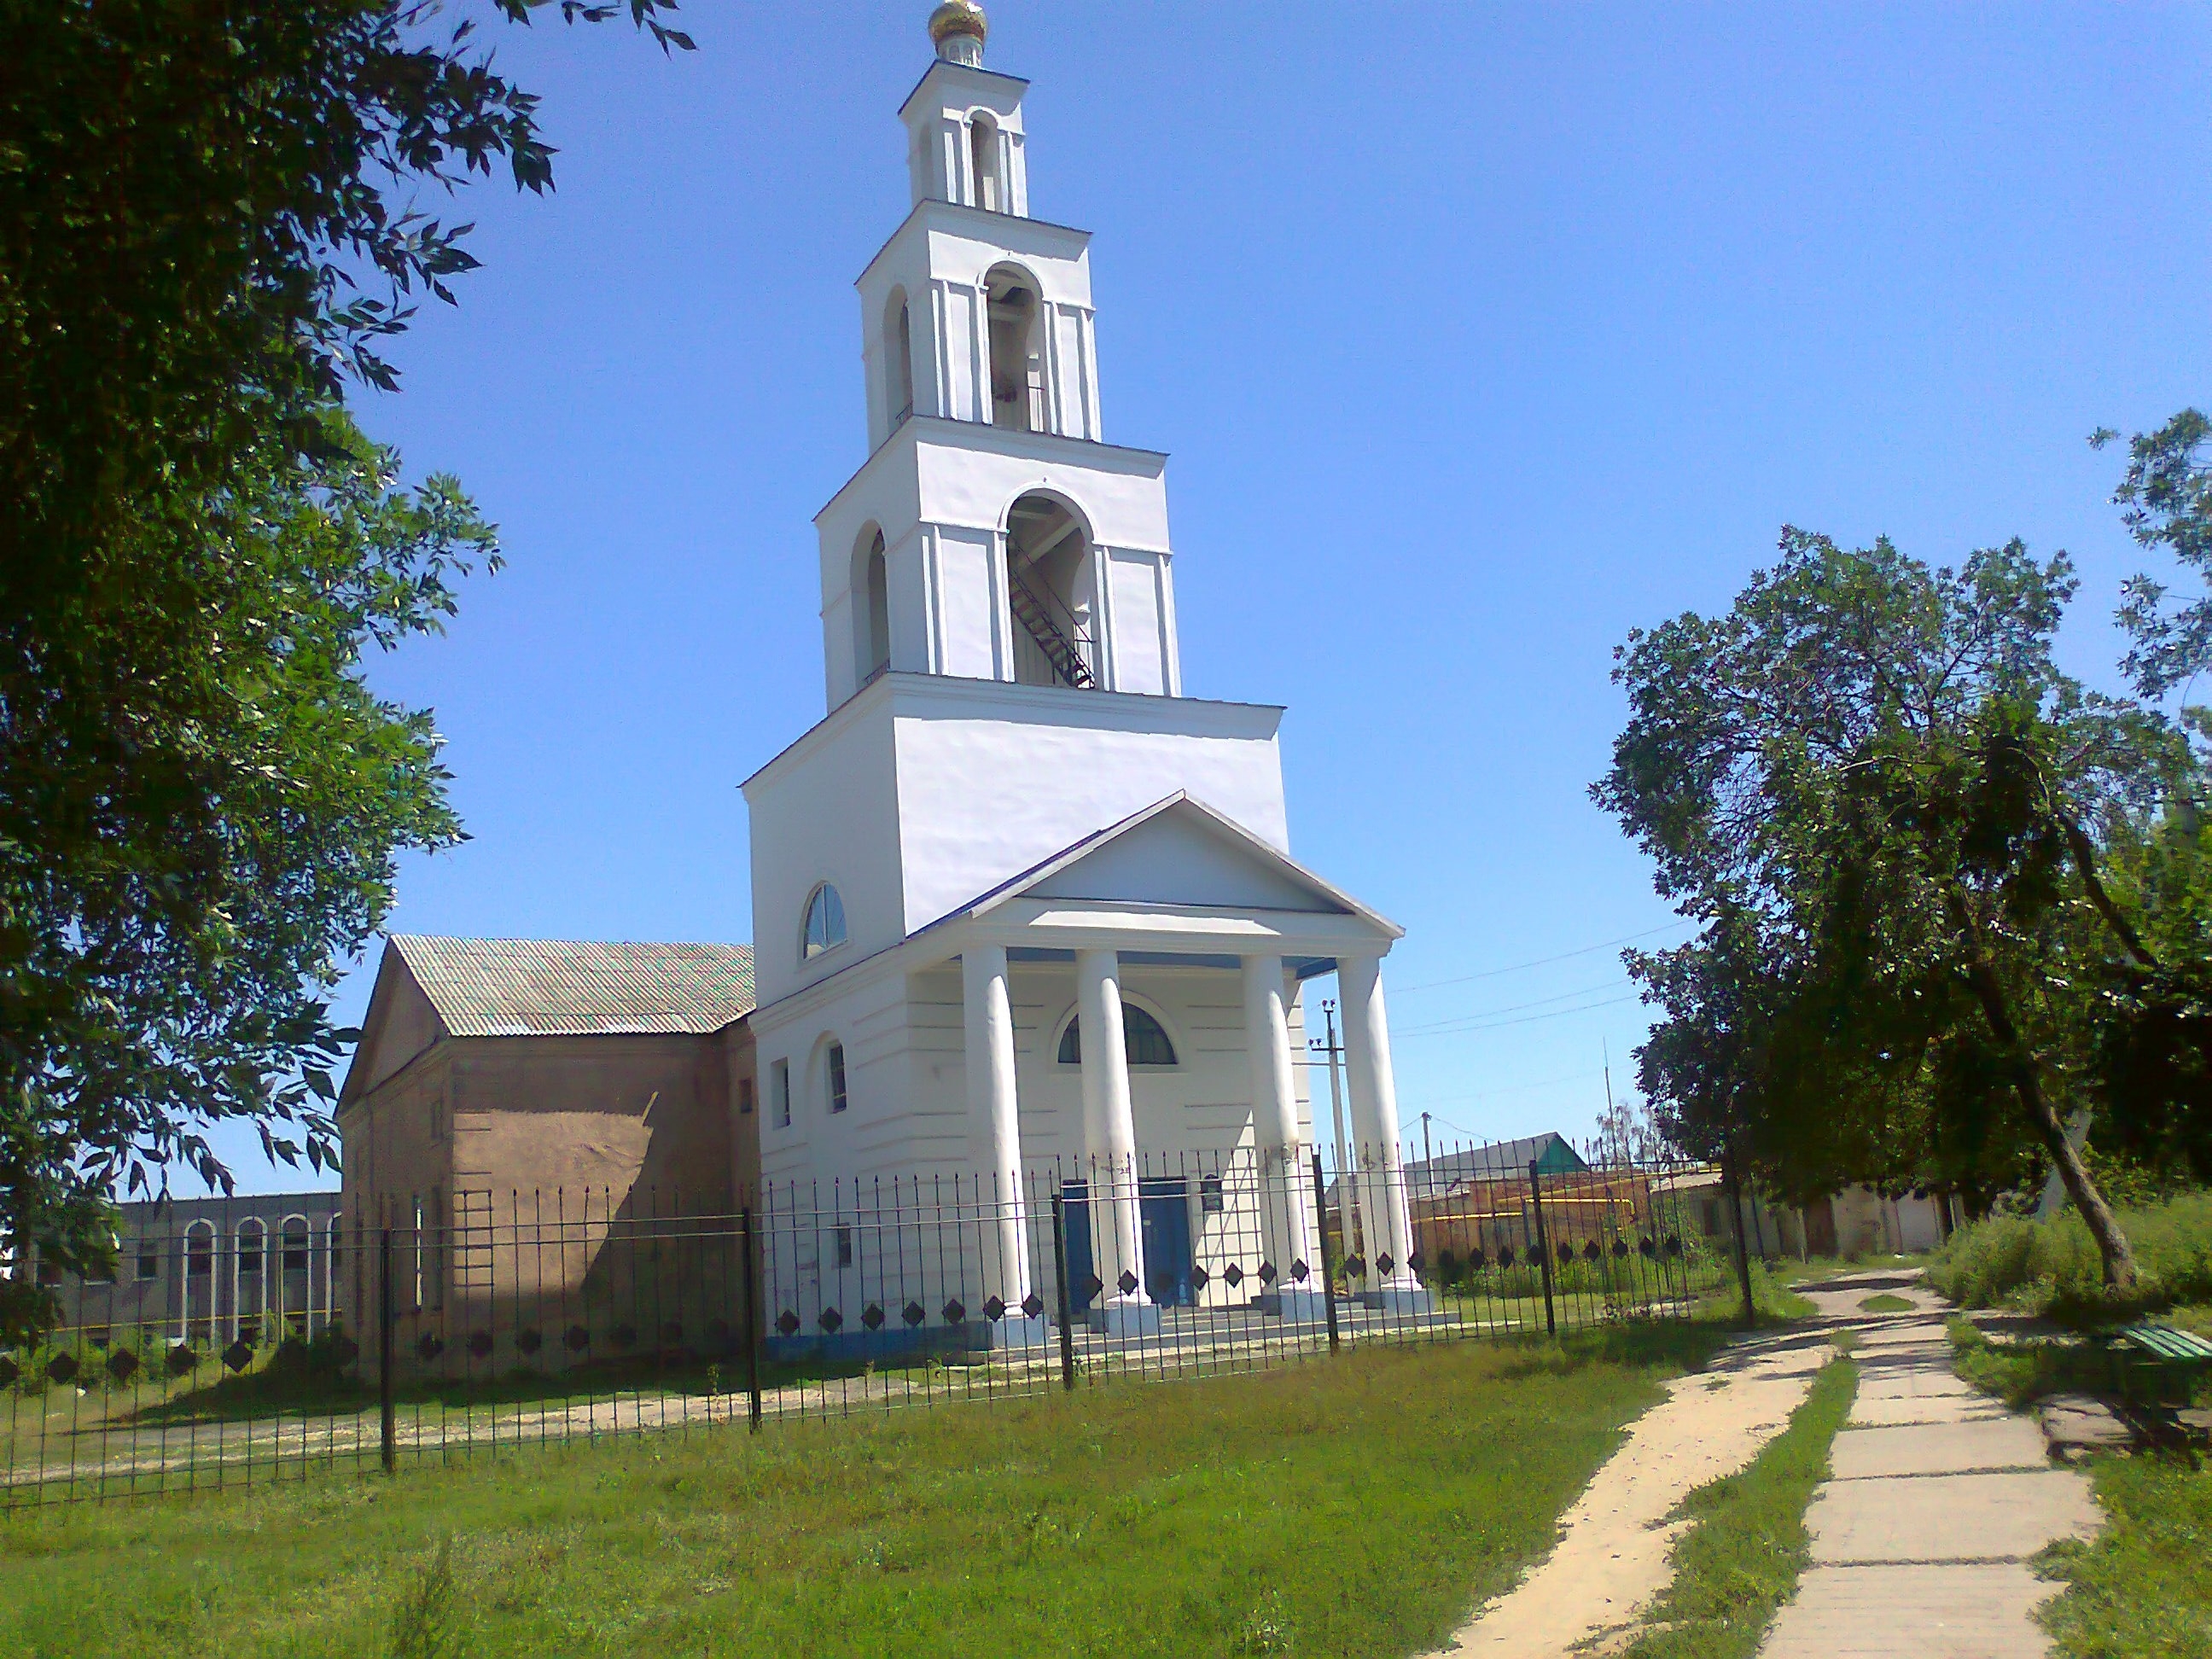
[969,113,1003,212]
[984,263,1044,434]
[883,288,914,428]
[850,526,892,689]
[1005,492,1096,690]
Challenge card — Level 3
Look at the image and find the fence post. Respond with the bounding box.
[377,1225,397,1475]
[740,1207,763,1431]
[1529,1160,1557,1339]
[1051,1190,1078,1392]
[1311,1154,1340,1355]
[1725,1154,1756,1329]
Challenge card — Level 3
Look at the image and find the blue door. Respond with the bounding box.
[1140,1176,1194,1307]
[1061,1179,1195,1309]
[1062,1181,1096,1313]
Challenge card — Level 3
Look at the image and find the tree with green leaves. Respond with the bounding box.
[0,2,688,1330]
[1597,530,2190,1288]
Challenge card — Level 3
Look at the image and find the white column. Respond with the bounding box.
[1076,948,1154,1332]
[1340,953,1426,1307]
[963,944,1032,1313]
[1243,954,1322,1312]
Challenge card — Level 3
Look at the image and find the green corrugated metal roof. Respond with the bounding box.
[390,935,755,1038]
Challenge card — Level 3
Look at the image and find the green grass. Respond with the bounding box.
[2037,1453,2212,1657]
[0,1327,1726,1658]
[1857,1293,1915,1313]
[1945,1316,2108,1407]
[1619,1358,1859,1659]
[1691,1259,1820,1324]
[1929,1190,2212,1325]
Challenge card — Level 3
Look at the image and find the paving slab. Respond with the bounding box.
[2039,1394,2133,1457]
[1829,1417,2048,1480]
[1807,1469,2101,1565]
[1848,1392,2012,1429]
[1761,1563,2059,1657]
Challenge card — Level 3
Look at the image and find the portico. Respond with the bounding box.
[927,792,1419,1331]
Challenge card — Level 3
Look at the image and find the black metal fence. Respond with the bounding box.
[0,1143,1741,1505]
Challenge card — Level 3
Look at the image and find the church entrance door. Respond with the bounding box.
[1139,1176,1193,1307]
[1059,1177,1196,1313]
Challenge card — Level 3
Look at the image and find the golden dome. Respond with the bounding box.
[928,0,987,49]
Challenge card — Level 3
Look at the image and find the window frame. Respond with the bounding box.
[801,882,848,962]
[1055,1001,1180,1068]
[771,1059,792,1129]
[826,1041,849,1115]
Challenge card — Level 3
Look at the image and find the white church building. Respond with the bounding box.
[742,2,1423,1341]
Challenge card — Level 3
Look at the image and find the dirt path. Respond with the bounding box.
[1429,1318,1840,1657]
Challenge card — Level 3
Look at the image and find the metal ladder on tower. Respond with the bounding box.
[1009,570,1095,689]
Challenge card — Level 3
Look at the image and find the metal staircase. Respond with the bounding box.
[1009,569,1095,689]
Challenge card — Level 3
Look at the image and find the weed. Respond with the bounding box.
[387,1537,464,1659]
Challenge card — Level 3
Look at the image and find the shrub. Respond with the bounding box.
[1929,1190,2212,1320]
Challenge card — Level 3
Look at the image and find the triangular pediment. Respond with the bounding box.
[957,795,1400,936]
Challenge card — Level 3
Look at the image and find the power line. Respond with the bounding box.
[1394,975,1633,1036]
[1385,920,1693,996]
[1395,991,1644,1040]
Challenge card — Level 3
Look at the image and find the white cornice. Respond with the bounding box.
[741,672,1285,800]
[818,416,1167,527]
[855,198,1091,295]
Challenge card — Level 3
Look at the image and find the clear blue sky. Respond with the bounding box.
[215,3,2212,1190]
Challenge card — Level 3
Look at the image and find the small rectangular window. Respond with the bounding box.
[772,1060,791,1129]
[827,1043,848,1115]
[35,1260,60,1286]
[1200,1174,1225,1214]
[835,1225,853,1269]
[137,1249,160,1281]
[737,1077,754,1116]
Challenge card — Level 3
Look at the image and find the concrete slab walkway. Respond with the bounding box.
[1759,1272,2102,1659]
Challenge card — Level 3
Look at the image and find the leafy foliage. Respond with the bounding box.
[2107,409,2212,701]
[0,3,687,1329]
[1595,529,2187,1284]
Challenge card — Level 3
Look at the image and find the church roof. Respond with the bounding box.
[387,935,756,1038]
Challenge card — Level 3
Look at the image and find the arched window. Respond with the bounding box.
[802,883,847,959]
[969,114,1000,212]
[864,535,890,680]
[886,293,914,426]
[282,1217,310,1273]
[1057,1005,1178,1068]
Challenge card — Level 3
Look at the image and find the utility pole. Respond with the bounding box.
[1312,1001,1362,1267]
[1601,1039,1616,1163]
[1420,1110,1432,1169]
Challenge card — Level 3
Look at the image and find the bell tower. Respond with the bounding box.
[814,0,1181,711]
[750,3,1295,1012]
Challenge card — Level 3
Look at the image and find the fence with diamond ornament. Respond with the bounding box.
[0,1141,1737,1505]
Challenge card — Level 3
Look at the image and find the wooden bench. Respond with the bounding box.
[2100,1320,2212,1406]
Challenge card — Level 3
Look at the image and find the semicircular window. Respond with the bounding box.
[1057,1006,1177,1068]
[802,883,847,959]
